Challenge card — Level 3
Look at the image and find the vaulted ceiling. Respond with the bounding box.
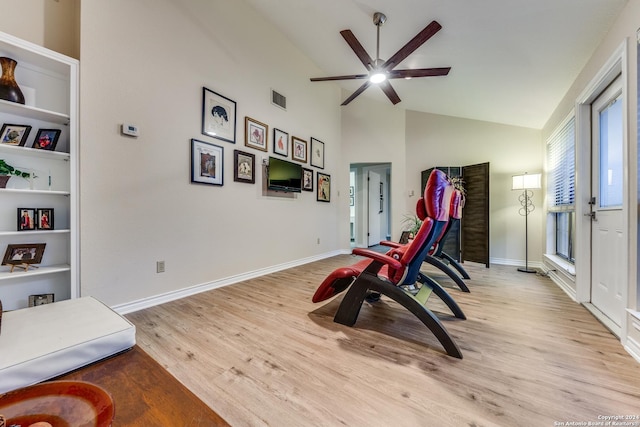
[245,0,628,129]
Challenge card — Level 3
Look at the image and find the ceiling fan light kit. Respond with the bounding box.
[310,11,451,106]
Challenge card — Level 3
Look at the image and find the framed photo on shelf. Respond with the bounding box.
[29,293,54,307]
[32,129,61,151]
[302,167,313,192]
[273,128,289,157]
[233,150,255,184]
[191,139,223,186]
[245,116,268,152]
[36,208,54,230]
[291,136,307,163]
[310,137,325,169]
[202,87,236,144]
[0,124,31,146]
[2,243,46,266]
[17,208,36,231]
[317,172,331,202]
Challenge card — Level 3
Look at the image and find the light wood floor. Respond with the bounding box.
[127,255,640,426]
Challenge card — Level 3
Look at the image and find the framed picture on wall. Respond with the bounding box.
[273,128,289,157]
[302,167,313,192]
[0,124,31,146]
[191,138,223,186]
[292,136,307,163]
[317,172,330,202]
[310,137,324,169]
[233,150,255,184]
[202,87,236,143]
[245,116,268,152]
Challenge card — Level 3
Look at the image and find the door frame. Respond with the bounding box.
[575,39,628,337]
[349,163,391,248]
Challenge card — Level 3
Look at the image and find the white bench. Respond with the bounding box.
[0,296,136,393]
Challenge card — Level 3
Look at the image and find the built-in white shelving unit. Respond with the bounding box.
[0,31,79,310]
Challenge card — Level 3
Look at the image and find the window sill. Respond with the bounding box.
[543,254,576,277]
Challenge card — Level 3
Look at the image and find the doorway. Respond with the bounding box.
[350,163,391,248]
[574,40,627,337]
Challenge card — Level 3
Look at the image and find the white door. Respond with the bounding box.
[368,171,382,246]
[590,74,624,329]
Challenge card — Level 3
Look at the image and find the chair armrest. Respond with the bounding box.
[352,248,402,271]
[379,240,402,248]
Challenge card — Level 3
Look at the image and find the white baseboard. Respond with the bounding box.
[112,249,348,315]
[489,257,543,269]
[624,336,640,364]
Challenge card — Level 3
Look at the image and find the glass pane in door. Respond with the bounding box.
[598,96,623,208]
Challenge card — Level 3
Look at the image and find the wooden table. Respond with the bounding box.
[57,346,229,426]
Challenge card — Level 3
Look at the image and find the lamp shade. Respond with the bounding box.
[512,173,541,190]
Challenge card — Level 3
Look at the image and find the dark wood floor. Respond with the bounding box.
[127,255,640,426]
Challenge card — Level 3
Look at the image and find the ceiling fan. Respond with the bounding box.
[310,12,451,106]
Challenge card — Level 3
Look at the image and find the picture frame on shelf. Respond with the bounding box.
[191,139,223,186]
[233,150,255,184]
[202,87,237,144]
[32,129,61,151]
[36,208,54,230]
[302,167,313,192]
[273,128,289,157]
[0,124,31,147]
[2,243,46,271]
[310,137,325,169]
[29,293,54,307]
[317,172,331,202]
[292,136,307,163]
[245,116,268,152]
[17,208,36,231]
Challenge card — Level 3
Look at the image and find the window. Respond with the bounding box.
[547,115,576,262]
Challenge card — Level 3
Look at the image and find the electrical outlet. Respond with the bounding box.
[156,261,165,273]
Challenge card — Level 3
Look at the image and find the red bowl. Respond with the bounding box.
[0,380,114,427]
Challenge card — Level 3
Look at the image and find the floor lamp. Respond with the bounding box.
[512,172,541,273]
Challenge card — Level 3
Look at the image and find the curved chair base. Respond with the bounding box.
[333,266,463,359]
[439,252,471,279]
[424,256,470,293]
[417,272,466,319]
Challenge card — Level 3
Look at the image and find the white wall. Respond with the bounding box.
[405,111,543,265]
[78,0,343,307]
[341,94,407,243]
[0,0,79,59]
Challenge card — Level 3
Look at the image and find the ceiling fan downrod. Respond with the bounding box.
[373,12,386,66]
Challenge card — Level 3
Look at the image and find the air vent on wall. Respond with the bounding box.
[271,89,287,110]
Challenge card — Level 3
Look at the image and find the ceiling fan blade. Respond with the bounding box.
[379,81,401,105]
[388,67,451,79]
[310,74,369,82]
[340,30,375,71]
[341,81,371,106]
[383,21,442,71]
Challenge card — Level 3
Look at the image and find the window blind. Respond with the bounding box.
[547,115,575,212]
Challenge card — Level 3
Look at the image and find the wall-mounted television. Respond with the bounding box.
[267,156,302,193]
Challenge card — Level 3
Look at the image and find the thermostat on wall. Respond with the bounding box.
[121,123,139,137]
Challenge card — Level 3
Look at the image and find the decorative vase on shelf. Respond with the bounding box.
[0,57,25,104]
[0,175,10,188]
